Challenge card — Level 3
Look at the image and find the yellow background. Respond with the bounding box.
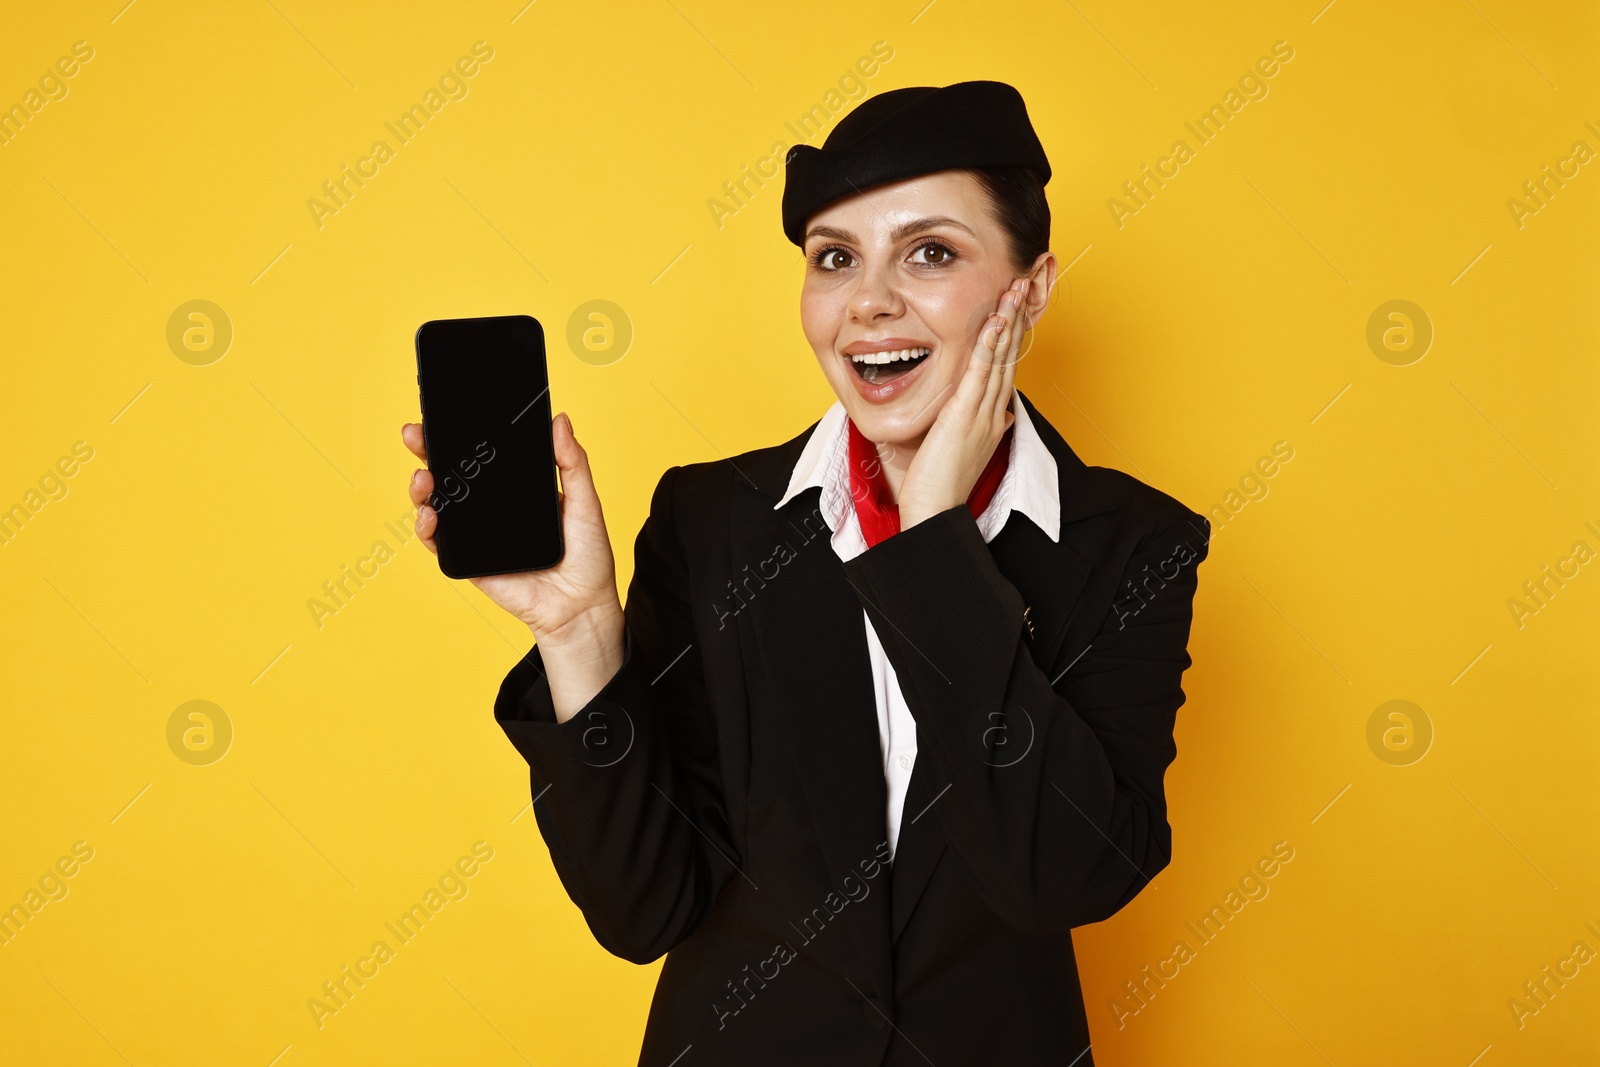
[2,0,1596,1063]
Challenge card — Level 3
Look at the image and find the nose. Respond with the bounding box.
[847,259,903,325]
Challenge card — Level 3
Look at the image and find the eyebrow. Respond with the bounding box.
[803,215,979,245]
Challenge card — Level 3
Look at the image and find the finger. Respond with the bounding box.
[408,466,434,510]
[552,412,606,527]
[995,279,1028,413]
[956,278,1021,419]
[982,281,1025,413]
[998,315,1024,403]
[414,503,439,556]
[980,282,1024,440]
[983,306,1006,355]
[951,314,1002,416]
[994,280,1026,362]
[996,336,1020,432]
[401,422,428,463]
[1006,279,1030,367]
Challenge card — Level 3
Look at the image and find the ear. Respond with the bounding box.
[1021,252,1058,330]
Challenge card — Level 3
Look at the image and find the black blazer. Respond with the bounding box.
[494,390,1210,1066]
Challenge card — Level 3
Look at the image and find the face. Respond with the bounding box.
[799,170,1053,448]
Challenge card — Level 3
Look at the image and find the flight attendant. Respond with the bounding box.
[401,80,1210,1066]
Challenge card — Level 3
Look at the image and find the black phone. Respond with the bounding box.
[414,314,563,578]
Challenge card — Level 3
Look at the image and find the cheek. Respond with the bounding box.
[907,287,986,373]
[929,343,972,396]
[913,275,993,347]
[799,284,843,353]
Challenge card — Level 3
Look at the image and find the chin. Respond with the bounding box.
[842,397,935,448]
[827,346,959,445]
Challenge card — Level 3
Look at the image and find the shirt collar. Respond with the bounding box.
[774,388,1060,544]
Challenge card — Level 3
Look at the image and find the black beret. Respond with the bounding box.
[781,80,1051,246]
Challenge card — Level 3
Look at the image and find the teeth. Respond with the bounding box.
[849,347,931,365]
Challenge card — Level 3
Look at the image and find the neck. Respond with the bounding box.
[873,435,922,504]
[867,393,1018,504]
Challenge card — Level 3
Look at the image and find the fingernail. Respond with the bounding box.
[411,469,422,486]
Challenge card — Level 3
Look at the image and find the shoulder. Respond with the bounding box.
[1019,390,1209,553]
[1089,467,1212,570]
[1094,466,1206,532]
[642,420,818,532]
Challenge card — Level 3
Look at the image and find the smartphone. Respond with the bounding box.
[414,314,563,578]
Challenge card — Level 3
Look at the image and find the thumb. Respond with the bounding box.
[553,412,601,512]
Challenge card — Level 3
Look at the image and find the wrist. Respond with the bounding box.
[535,601,625,724]
[897,497,958,532]
[533,600,624,657]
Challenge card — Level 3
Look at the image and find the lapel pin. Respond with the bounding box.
[1023,605,1036,641]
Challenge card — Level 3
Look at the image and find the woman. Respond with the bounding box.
[400,81,1209,1066]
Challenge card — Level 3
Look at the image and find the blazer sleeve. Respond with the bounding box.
[493,465,737,965]
[841,502,1209,934]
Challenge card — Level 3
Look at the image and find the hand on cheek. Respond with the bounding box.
[895,278,1028,530]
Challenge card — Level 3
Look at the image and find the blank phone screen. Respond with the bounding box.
[415,315,563,577]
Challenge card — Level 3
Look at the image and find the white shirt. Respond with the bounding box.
[774,389,1061,860]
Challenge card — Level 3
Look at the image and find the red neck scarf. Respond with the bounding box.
[846,419,1013,549]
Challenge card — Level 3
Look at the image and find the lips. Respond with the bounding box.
[839,339,935,402]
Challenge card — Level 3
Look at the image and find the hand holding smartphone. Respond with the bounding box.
[403,314,627,720]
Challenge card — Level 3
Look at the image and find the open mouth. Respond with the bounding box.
[849,346,931,385]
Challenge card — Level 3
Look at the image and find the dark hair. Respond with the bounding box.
[970,167,1051,274]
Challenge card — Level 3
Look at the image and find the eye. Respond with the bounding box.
[908,241,956,266]
[809,245,856,271]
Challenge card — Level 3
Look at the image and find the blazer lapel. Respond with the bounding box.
[731,467,896,999]
[1006,389,1128,670]
[889,757,946,942]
